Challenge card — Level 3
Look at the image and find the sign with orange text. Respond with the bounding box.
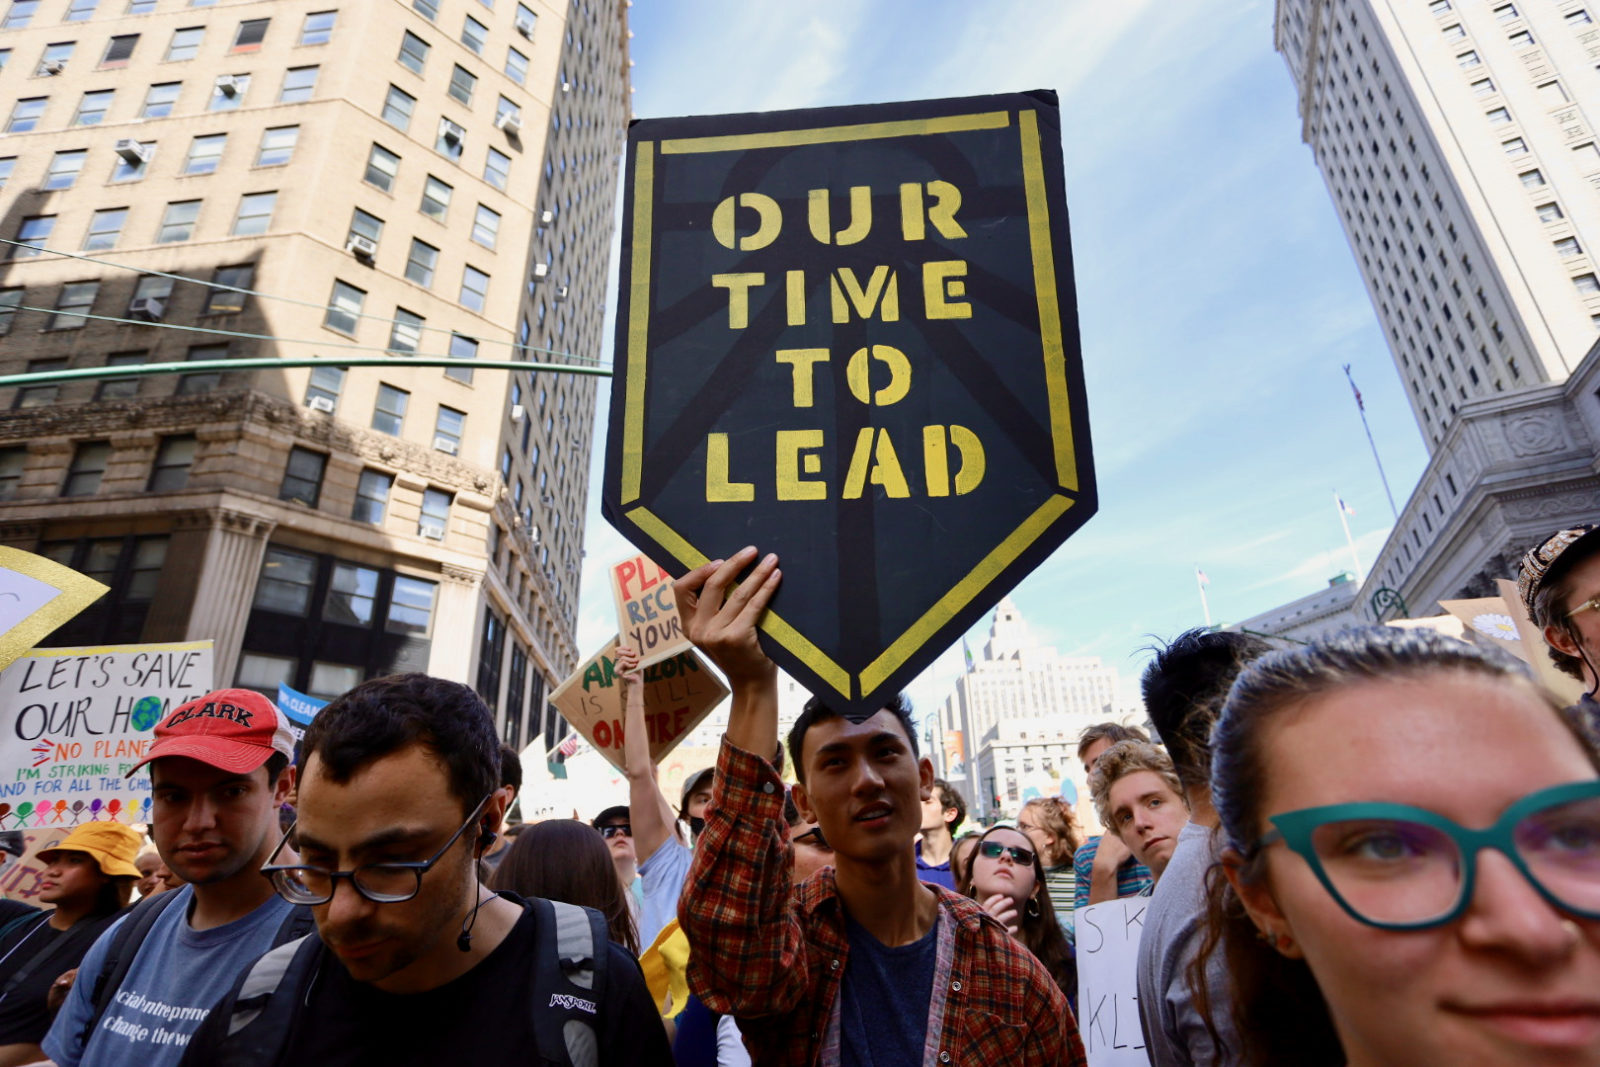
[547,637,727,774]
[609,553,693,668]
[602,90,1096,718]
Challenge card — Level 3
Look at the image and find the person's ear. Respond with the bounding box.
[791,782,818,826]
[1546,622,1582,657]
[918,757,935,802]
[274,763,296,806]
[1222,847,1304,960]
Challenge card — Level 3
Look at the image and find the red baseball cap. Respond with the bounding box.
[126,688,296,777]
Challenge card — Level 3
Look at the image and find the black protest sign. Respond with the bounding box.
[602,90,1095,718]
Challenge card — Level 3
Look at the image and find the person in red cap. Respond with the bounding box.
[43,688,301,1067]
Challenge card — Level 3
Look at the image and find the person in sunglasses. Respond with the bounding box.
[591,805,642,905]
[673,548,1086,1067]
[177,673,671,1066]
[964,826,1075,1001]
[1202,626,1600,1067]
[1521,524,1600,734]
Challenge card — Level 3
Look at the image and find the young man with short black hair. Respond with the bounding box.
[479,742,524,876]
[178,673,670,1066]
[44,689,300,1067]
[915,777,965,890]
[676,549,1085,1066]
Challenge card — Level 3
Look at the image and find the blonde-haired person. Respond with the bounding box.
[1018,797,1083,933]
[1088,742,1190,886]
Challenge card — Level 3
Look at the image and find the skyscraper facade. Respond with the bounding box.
[1276,0,1600,449]
[0,0,629,755]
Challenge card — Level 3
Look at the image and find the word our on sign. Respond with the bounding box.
[547,636,727,774]
[0,641,214,826]
[1075,897,1151,1067]
[608,553,693,668]
[602,90,1096,719]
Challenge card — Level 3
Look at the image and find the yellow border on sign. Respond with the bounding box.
[620,141,656,505]
[660,112,1011,155]
[626,506,853,699]
[622,107,1080,703]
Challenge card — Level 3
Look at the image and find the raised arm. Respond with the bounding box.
[675,548,781,754]
[618,644,679,866]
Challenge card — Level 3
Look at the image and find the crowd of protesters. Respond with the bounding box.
[0,525,1588,1065]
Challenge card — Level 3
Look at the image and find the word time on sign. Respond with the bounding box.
[604,90,1096,718]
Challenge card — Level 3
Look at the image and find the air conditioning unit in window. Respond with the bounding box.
[345,234,377,261]
[433,435,459,455]
[307,395,336,413]
[440,120,466,146]
[41,60,66,75]
[510,404,526,422]
[128,296,166,322]
[560,81,571,93]
[531,263,549,279]
[553,285,569,302]
[419,520,446,541]
[216,75,242,97]
[514,15,534,37]
[115,139,152,165]
[539,209,554,225]
[494,110,522,135]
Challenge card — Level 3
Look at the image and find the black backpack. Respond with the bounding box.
[205,895,611,1067]
[81,890,315,1048]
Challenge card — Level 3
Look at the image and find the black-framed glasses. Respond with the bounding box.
[262,793,492,906]
[978,841,1035,866]
[1254,780,1600,931]
[793,826,830,850]
[598,823,631,839]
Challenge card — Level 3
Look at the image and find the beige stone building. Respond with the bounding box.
[0,0,630,755]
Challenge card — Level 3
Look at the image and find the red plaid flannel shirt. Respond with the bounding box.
[681,739,1088,1067]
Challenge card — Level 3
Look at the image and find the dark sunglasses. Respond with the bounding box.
[598,824,631,839]
[978,841,1035,866]
[793,826,830,850]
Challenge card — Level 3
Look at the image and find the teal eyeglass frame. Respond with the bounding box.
[1254,779,1600,931]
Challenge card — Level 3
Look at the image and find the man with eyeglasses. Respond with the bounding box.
[43,688,300,1067]
[1520,524,1600,733]
[177,673,670,1066]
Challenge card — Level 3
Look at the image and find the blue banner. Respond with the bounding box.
[276,684,328,741]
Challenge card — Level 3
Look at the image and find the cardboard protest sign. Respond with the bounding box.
[1075,897,1151,1066]
[548,637,728,774]
[602,90,1096,717]
[0,547,110,674]
[609,553,693,668]
[0,641,213,830]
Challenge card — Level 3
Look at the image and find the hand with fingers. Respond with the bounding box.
[981,892,1021,936]
[673,547,782,684]
[615,644,645,690]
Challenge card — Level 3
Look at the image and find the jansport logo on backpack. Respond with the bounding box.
[548,993,596,1014]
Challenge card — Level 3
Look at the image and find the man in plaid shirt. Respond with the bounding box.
[675,548,1087,1067]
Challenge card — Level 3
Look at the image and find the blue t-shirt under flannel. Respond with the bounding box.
[839,911,936,1067]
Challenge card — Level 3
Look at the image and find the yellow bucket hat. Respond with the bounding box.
[37,822,143,879]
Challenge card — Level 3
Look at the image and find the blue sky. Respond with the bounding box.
[571,0,1432,715]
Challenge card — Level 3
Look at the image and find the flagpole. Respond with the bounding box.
[1335,491,1364,582]
[1343,364,1400,520]
[1195,567,1213,628]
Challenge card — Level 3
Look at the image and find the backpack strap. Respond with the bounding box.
[532,898,610,1067]
[0,910,115,1000]
[83,889,182,1046]
[270,904,316,947]
[224,933,319,1037]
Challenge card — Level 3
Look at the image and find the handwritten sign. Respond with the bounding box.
[0,641,214,830]
[1075,897,1151,1066]
[609,553,693,668]
[548,636,727,774]
[602,90,1096,718]
[0,547,110,674]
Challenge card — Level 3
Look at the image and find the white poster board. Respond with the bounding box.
[1075,897,1152,1066]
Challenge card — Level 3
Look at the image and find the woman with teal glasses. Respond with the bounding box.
[1196,626,1600,1067]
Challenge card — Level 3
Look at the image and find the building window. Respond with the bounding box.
[388,574,437,634]
[280,447,326,506]
[298,10,335,46]
[0,289,20,335]
[1520,168,1546,189]
[459,266,489,312]
[1557,237,1584,259]
[63,442,111,497]
[1574,274,1600,295]
[476,608,504,713]
[12,216,53,258]
[349,207,383,249]
[130,273,173,312]
[231,191,276,236]
[447,333,477,382]
[434,118,464,160]
[141,81,179,118]
[42,150,85,191]
[147,434,196,491]
[0,448,24,500]
[434,406,464,453]
[505,46,527,85]
[405,239,438,286]
[484,147,510,190]
[74,89,115,124]
[6,98,45,134]
[461,14,487,54]
[448,64,476,106]
[389,307,423,354]
[382,85,415,129]
[38,536,168,645]
[1494,3,1517,21]
[324,279,364,334]
[471,205,500,249]
[1567,9,1594,25]
[420,175,452,221]
[253,547,316,615]
[1470,78,1494,98]
[1486,107,1511,126]
[372,384,408,434]
[1509,30,1535,49]
[96,351,145,399]
[305,364,344,409]
[256,125,298,167]
[397,31,428,74]
[515,2,536,34]
[352,469,392,524]
[412,0,437,19]
[418,489,449,540]
[83,208,126,251]
[1,1,38,28]
[177,342,228,394]
[1537,81,1569,107]
[1502,137,1529,158]
[325,563,379,626]
[15,359,64,408]
[207,72,250,111]
[495,95,519,128]
[165,26,204,61]
[184,133,226,174]
[279,65,318,103]
[1441,23,1465,41]
[231,18,269,53]
[50,282,97,328]
[204,264,253,314]
[0,158,12,190]
[364,143,400,191]
[1574,143,1600,171]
